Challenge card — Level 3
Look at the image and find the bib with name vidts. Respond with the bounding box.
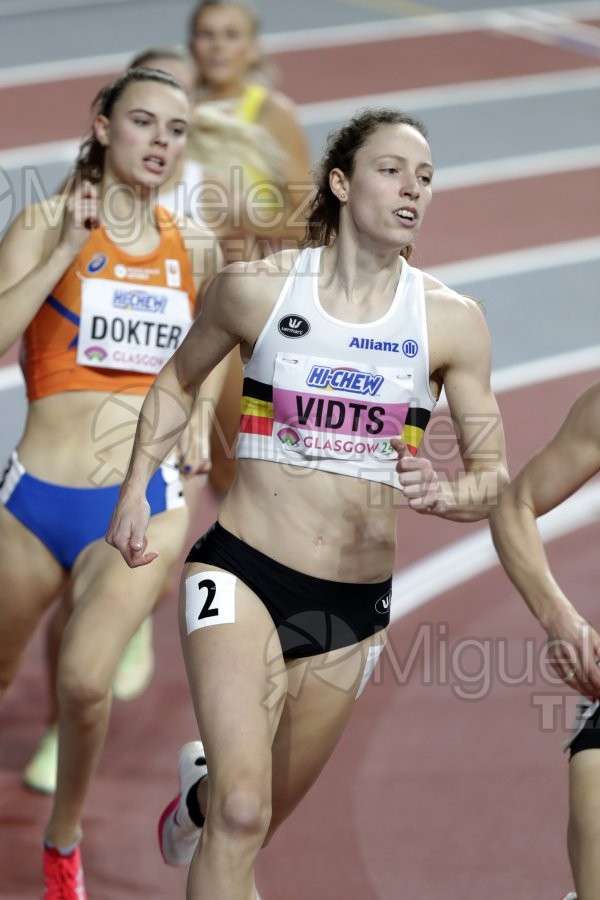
[77,277,192,375]
[273,353,412,468]
[237,246,437,487]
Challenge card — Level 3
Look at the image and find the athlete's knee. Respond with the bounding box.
[211,783,272,842]
[57,657,110,716]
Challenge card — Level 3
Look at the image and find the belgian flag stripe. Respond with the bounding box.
[240,396,273,419]
[243,378,273,403]
[239,414,273,436]
[405,407,431,430]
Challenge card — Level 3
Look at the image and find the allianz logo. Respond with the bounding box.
[349,337,400,352]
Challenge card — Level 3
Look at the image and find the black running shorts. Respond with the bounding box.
[185,522,391,659]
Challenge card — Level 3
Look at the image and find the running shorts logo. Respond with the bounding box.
[375,590,392,615]
[402,339,418,358]
[278,315,310,338]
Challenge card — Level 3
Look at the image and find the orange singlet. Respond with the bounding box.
[23,206,197,400]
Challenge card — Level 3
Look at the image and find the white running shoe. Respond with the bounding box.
[112,617,155,701]
[23,724,59,794]
[158,741,207,866]
[560,894,577,899]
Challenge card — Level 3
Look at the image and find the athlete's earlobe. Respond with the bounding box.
[93,115,110,147]
[329,168,349,203]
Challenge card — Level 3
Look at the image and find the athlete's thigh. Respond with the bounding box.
[179,561,286,785]
[0,504,65,686]
[569,749,600,892]
[61,508,188,682]
[269,631,387,826]
[570,748,600,832]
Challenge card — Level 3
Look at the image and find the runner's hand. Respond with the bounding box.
[105,491,158,568]
[59,178,100,256]
[392,438,445,514]
[544,606,600,699]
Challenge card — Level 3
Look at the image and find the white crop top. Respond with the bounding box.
[236,246,437,488]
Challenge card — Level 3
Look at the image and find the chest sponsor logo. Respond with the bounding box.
[402,339,418,358]
[278,315,310,338]
[87,253,107,274]
[166,258,181,288]
[306,365,384,396]
[113,264,161,282]
[112,290,168,314]
[349,337,400,353]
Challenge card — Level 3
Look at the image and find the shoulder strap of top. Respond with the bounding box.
[237,84,268,123]
[154,204,186,253]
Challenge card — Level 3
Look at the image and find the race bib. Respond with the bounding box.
[272,353,413,463]
[77,277,192,375]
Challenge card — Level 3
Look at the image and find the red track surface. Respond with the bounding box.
[1,19,599,900]
[0,30,595,150]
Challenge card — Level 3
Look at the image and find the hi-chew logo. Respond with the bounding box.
[278,315,310,338]
[112,290,167,314]
[87,253,107,274]
[306,365,384,396]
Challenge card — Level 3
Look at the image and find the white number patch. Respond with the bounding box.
[185,571,237,635]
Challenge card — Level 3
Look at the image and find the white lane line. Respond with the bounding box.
[495,8,600,55]
[0,52,131,88]
[391,481,600,622]
[0,138,79,170]
[492,347,600,394]
[1,0,600,66]
[298,68,600,125]
[0,0,132,17]
[434,145,600,190]
[429,237,600,286]
[0,365,23,390]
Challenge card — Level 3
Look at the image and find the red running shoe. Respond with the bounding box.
[43,845,87,899]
